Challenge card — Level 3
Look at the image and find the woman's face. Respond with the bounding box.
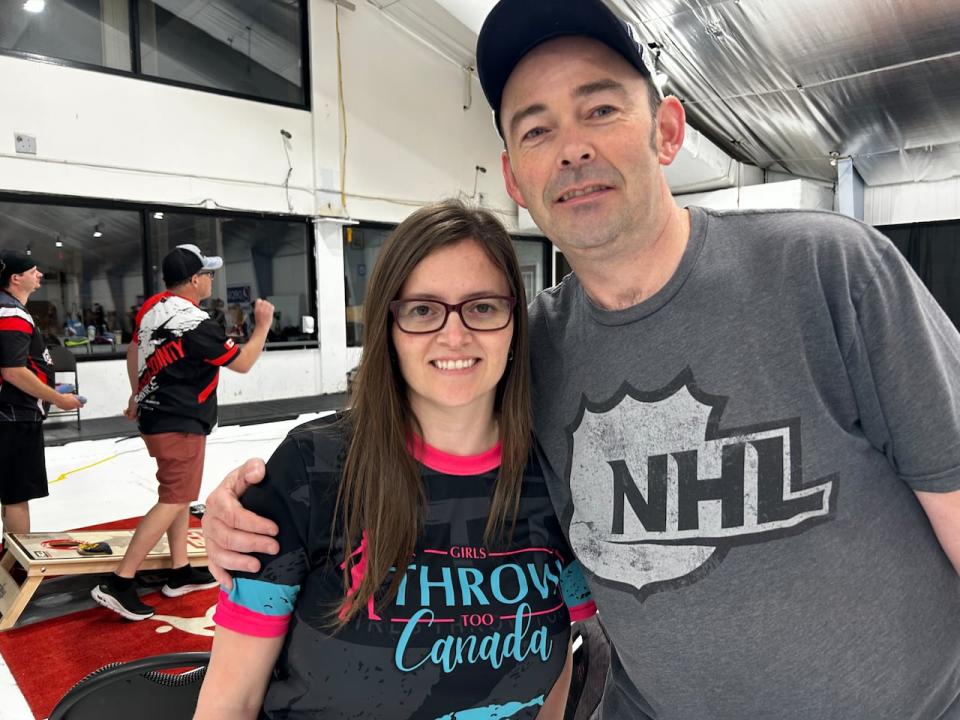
[391,238,514,425]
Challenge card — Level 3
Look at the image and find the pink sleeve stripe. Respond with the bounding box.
[213,589,291,638]
[568,600,597,622]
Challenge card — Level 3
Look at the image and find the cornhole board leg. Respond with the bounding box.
[0,564,42,631]
[0,529,208,631]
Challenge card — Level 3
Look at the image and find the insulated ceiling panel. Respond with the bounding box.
[613,0,960,184]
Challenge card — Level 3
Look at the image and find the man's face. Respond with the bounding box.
[500,36,667,259]
[13,266,43,296]
[195,270,215,301]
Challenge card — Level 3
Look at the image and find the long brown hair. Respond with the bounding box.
[334,199,532,624]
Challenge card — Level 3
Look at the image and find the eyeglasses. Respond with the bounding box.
[389,296,516,333]
[197,270,215,278]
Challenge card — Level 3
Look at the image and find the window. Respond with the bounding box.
[0,0,132,70]
[0,0,308,107]
[0,199,143,357]
[343,224,391,347]
[0,195,316,359]
[137,0,306,105]
[555,251,572,284]
[149,211,316,347]
[513,237,552,304]
[342,223,553,347]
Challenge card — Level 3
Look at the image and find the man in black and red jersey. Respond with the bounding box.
[0,251,83,537]
[92,244,274,621]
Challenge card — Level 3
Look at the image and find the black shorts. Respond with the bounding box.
[0,421,49,505]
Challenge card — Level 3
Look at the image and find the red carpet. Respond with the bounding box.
[0,516,216,719]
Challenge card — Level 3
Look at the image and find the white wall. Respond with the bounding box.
[675,179,834,212]
[74,349,322,420]
[308,1,511,225]
[864,177,960,226]
[0,55,315,215]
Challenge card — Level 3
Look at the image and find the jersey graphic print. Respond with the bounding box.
[214,424,594,719]
[136,296,207,402]
[566,369,837,600]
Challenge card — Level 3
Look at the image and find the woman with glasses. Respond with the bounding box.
[195,200,594,719]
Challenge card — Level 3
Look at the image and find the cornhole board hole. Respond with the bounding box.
[0,529,208,630]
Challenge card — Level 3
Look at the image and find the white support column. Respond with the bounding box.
[837,158,865,221]
[313,218,352,394]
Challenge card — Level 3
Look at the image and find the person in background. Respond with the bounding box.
[194,201,594,719]
[208,298,226,331]
[0,250,82,536]
[90,244,274,621]
[226,304,247,341]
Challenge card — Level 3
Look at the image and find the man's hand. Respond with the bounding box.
[252,299,275,329]
[202,458,279,589]
[123,394,137,420]
[53,393,83,411]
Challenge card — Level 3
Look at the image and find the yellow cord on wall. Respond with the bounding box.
[335,5,349,214]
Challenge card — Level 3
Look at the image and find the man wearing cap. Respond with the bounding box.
[0,251,83,537]
[200,1,960,716]
[91,244,274,621]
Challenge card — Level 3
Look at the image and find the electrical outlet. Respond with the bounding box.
[14,133,37,154]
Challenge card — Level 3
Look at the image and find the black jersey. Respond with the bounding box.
[215,416,596,719]
[0,290,53,423]
[133,292,239,435]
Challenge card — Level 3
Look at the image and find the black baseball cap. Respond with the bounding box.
[162,244,223,286]
[0,250,37,286]
[476,0,656,138]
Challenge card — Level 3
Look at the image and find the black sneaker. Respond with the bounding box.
[91,579,155,621]
[162,565,219,597]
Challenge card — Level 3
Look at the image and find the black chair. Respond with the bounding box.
[48,651,210,720]
[47,344,81,430]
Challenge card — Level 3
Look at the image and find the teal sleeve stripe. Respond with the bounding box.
[560,560,593,607]
[228,577,300,617]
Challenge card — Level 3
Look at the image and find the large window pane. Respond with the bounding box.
[514,238,550,303]
[342,224,552,347]
[342,225,391,347]
[0,200,143,357]
[149,212,315,347]
[0,0,131,70]
[138,0,305,104]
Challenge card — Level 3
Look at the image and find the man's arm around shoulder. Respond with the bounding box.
[915,489,960,575]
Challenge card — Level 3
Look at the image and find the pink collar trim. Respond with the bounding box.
[408,434,502,475]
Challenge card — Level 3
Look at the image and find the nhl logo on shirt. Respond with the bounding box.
[565,369,837,600]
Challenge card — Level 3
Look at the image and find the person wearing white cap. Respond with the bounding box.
[91,244,274,621]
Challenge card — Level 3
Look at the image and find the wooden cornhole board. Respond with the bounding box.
[0,528,208,630]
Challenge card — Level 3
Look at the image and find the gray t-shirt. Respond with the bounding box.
[529,206,960,720]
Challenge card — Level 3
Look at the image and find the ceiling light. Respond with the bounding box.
[55,240,63,248]
[153,211,164,220]
[93,223,103,238]
[23,0,45,13]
